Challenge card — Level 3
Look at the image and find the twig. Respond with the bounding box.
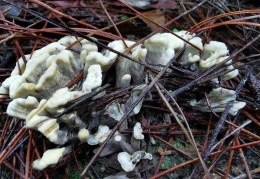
[210,120,251,153]
[153,135,192,159]
[224,141,236,179]
[233,167,260,179]
[0,127,28,163]
[25,131,32,178]
[150,140,260,179]
[235,137,252,179]
[155,137,173,174]
[153,80,211,178]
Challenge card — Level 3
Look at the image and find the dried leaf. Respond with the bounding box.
[139,10,166,31]
[149,0,177,10]
[46,0,80,8]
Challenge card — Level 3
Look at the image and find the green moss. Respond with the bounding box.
[172,28,180,33]
[121,15,128,20]
[69,171,81,179]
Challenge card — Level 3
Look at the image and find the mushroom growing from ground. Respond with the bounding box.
[33,146,71,170]
[3,36,105,145]
[117,151,152,172]
[78,128,90,142]
[190,87,246,116]
[7,96,39,119]
[179,37,203,66]
[144,31,193,67]
[133,122,144,140]
[87,125,111,145]
[199,41,229,71]
[115,40,147,87]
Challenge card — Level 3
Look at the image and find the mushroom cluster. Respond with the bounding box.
[1,30,245,171]
[190,87,246,116]
[145,31,238,81]
[1,37,104,145]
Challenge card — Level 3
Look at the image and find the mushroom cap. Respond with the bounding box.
[117,151,153,172]
[133,122,144,140]
[33,146,71,170]
[87,125,111,145]
[117,152,135,172]
[82,64,102,92]
[190,87,246,116]
[78,128,90,142]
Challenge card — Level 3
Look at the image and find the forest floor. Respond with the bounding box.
[0,0,259,178]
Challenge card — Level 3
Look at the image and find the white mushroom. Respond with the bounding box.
[58,36,98,68]
[84,40,125,72]
[78,128,90,142]
[45,87,84,113]
[33,146,71,170]
[0,36,109,146]
[176,37,239,81]
[7,96,39,119]
[0,75,38,99]
[35,63,71,96]
[87,125,111,145]
[133,122,144,140]
[222,65,239,81]
[31,42,66,57]
[0,75,22,98]
[117,151,152,172]
[45,50,80,79]
[21,53,49,83]
[144,31,193,67]
[125,84,146,115]
[58,36,82,51]
[8,75,38,99]
[120,74,131,88]
[199,41,229,71]
[82,64,102,92]
[179,37,203,65]
[115,40,147,87]
[190,87,246,116]
[26,99,68,144]
[104,100,124,121]
[80,38,98,62]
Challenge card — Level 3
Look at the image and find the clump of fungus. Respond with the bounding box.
[1,30,245,171]
[87,125,111,145]
[133,122,144,140]
[190,87,246,116]
[77,128,90,142]
[145,32,239,82]
[32,146,71,170]
[144,30,193,67]
[1,36,106,145]
[117,151,152,172]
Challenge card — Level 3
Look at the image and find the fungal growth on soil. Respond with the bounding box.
[1,30,245,171]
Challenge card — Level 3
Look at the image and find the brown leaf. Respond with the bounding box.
[46,0,81,8]
[149,0,177,10]
[139,10,166,31]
